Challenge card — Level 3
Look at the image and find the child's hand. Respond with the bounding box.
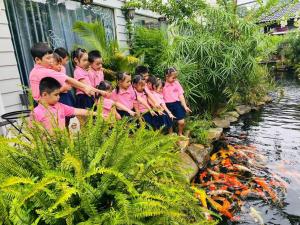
[116,113,122,120]
[168,113,176,120]
[128,110,136,117]
[84,86,95,96]
[158,110,165,116]
[150,110,157,116]
[184,106,192,113]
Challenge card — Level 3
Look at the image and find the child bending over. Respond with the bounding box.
[32,77,96,132]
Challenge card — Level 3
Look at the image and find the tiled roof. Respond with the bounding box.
[260,2,300,22]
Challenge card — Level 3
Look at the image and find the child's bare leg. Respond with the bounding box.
[178,119,185,136]
[169,127,173,134]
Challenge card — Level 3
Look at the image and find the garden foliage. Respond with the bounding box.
[0,111,215,225]
[131,7,274,113]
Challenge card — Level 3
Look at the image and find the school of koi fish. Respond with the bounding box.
[192,143,288,222]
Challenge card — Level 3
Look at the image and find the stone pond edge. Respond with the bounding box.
[179,95,273,181]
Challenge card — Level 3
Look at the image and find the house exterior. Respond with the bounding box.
[0,0,160,118]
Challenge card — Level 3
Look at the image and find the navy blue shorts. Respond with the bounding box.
[152,112,173,130]
[60,91,75,107]
[166,101,186,121]
[143,112,153,125]
[76,94,94,109]
[117,109,132,118]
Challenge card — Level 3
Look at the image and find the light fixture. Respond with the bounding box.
[126,7,136,21]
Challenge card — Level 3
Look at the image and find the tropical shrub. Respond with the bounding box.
[73,21,139,77]
[132,26,168,74]
[0,112,215,225]
[159,7,273,113]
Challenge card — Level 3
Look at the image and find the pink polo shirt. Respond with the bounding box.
[29,64,68,101]
[153,91,165,105]
[33,102,75,131]
[74,66,91,95]
[162,80,184,103]
[88,68,104,88]
[111,86,136,110]
[135,90,148,113]
[101,98,115,118]
[61,66,66,74]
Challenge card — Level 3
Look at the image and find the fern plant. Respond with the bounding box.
[0,109,215,225]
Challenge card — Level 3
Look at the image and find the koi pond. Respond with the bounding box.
[197,72,300,225]
[226,72,300,225]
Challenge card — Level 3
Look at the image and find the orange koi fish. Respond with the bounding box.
[254,177,279,202]
[207,196,234,219]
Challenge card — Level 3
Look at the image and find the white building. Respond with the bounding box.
[0,0,159,121]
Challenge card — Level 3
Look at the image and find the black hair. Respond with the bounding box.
[132,75,144,85]
[155,78,165,89]
[52,53,62,64]
[54,47,69,58]
[30,42,53,61]
[135,65,149,76]
[97,80,112,91]
[146,75,157,89]
[88,50,102,63]
[164,67,177,77]
[116,72,130,93]
[39,77,62,95]
[71,48,87,67]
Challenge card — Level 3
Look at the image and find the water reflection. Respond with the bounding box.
[224,72,300,225]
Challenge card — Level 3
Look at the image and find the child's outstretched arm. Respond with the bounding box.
[136,95,157,116]
[65,77,108,97]
[179,95,192,113]
[74,108,97,117]
[144,89,160,108]
[115,102,136,117]
[161,103,176,120]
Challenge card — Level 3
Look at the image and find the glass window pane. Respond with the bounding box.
[4,0,116,85]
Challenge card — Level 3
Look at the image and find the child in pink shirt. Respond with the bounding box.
[32,77,96,132]
[88,50,104,88]
[71,48,94,109]
[29,43,102,103]
[111,72,155,118]
[163,67,192,136]
[146,76,175,130]
[50,52,75,108]
[96,81,135,120]
[54,47,70,75]
[135,65,160,108]
[132,75,157,127]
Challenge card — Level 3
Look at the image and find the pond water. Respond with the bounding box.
[222,72,300,225]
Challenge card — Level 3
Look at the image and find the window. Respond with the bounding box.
[4,0,116,86]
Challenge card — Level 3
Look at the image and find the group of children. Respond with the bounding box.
[30,42,191,136]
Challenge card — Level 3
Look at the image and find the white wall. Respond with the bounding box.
[93,0,160,49]
[0,0,23,114]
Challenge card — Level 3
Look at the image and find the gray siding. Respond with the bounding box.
[0,0,22,115]
[94,0,128,48]
[0,0,160,116]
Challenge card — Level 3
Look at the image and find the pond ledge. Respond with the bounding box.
[178,95,273,181]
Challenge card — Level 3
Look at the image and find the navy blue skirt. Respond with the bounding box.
[117,109,132,118]
[59,91,75,107]
[76,94,94,109]
[166,101,186,121]
[143,112,153,125]
[152,112,173,130]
